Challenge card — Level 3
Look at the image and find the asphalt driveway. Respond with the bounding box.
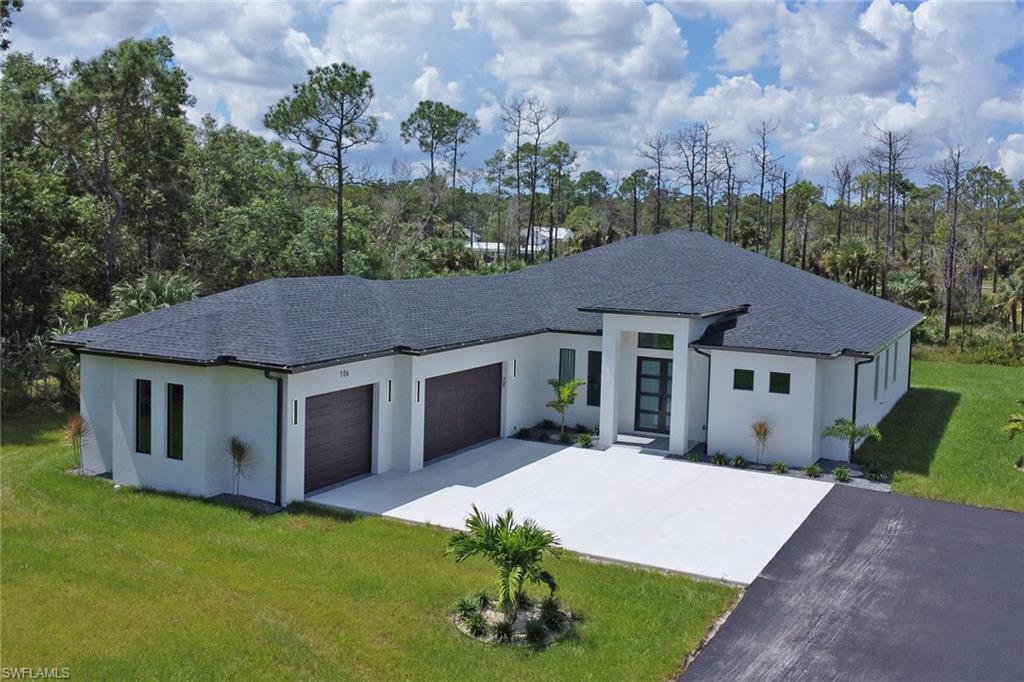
[308,439,832,584]
[686,485,1024,681]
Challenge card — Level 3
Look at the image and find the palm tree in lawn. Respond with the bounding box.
[1003,399,1024,441]
[446,505,562,619]
[103,271,200,321]
[822,417,882,462]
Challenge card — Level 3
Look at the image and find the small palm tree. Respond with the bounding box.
[446,505,562,619]
[1003,399,1024,441]
[224,435,253,495]
[822,417,882,461]
[546,378,585,435]
[103,271,200,321]
[750,420,771,463]
[62,414,91,471]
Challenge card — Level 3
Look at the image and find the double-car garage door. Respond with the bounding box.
[424,363,502,462]
[303,363,502,494]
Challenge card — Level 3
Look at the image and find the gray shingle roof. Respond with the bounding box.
[55,230,924,370]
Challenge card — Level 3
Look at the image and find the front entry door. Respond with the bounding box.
[635,357,672,433]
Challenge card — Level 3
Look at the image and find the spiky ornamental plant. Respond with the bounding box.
[62,414,91,471]
[822,417,882,461]
[1002,399,1024,441]
[446,505,562,619]
[750,420,771,464]
[224,435,253,495]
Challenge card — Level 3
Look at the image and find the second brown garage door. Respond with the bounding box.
[304,385,373,493]
[424,363,502,462]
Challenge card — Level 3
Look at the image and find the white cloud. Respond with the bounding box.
[997,133,1024,177]
[412,62,461,103]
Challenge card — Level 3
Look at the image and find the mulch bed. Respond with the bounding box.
[207,493,283,515]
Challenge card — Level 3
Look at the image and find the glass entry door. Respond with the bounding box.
[635,357,672,433]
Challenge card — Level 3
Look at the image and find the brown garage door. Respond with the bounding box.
[304,385,373,493]
[424,363,502,462]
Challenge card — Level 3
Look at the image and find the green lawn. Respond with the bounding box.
[857,360,1024,512]
[0,413,736,680]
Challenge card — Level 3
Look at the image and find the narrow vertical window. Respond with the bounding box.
[386,380,392,403]
[893,341,898,381]
[873,358,879,400]
[292,399,298,425]
[135,379,151,454]
[558,348,576,384]
[586,351,602,406]
[415,380,421,402]
[167,383,184,460]
[884,348,890,390]
[513,359,517,378]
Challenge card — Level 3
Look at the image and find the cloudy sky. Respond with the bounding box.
[10,1,1024,186]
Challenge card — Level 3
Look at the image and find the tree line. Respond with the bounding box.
[3,37,1023,410]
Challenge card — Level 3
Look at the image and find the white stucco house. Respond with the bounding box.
[55,230,922,505]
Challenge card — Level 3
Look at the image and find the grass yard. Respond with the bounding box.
[0,413,736,681]
[857,360,1024,512]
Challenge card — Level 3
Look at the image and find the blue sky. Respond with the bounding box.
[10,1,1024,188]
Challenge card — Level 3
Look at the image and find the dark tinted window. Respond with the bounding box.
[558,348,575,385]
[769,372,791,394]
[135,379,151,454]
[587,351,601,406]
[167,383,184,460]
[638,333,674,350]
[733,369,754,391]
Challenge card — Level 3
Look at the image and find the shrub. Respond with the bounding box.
[803,463,822,478]
[711,452,728,466]
[731,455,747,469]
[684,450,702,463]
[771,461,789,474]
[833,466,851,483]
[575,423,589,435]
[575,431,595,448]
[474,590,492,610]
[559,431,573,444]
[750,420,771,463]
[492,618,515,643]
[865,463,885,481]
[545,378,585,436]
[525,617,548,646]
[1015,455,1024,470]
[516,428,530,440]
[541,419,555,430]
[454,596,477,619]
[540,596,563,631]
[516,592,534,610]
[466,611,488,637]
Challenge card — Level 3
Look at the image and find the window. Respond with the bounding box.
[587,351,602,406]
[558,348,575,385]
[769,372,791,394]
[135,379,152,454]
[167,383,184,460]
[893,341,898,381]
[638,333,674,350]
[292,399,299,425]
[733,369,754,391]
[873,359,879,400]
[884,348,890,390]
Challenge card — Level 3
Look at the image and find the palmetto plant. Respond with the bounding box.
[546,378,585,435]
[1002,399,1024,441]
[62,414,91,471]
[224,435,253,495]
[103,271,200,322]
[822,417,882,461]
[446,505,562,619]
[750,420,771,463]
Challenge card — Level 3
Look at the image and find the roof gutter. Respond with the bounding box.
[263,370,284,507]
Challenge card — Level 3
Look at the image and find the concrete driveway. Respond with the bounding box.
[685,485,1024,681]
[308,439,831,584]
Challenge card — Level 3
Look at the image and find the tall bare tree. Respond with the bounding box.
[500,95,527,257]
[928,144,967,345]
[748,119,780,254]
[638,131,670,232]
[716,140,739,242]
[866,123,914,297]
[674,124,704,230]
[523,96,567,261]
[831,156,855,247]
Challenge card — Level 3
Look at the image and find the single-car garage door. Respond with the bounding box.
[424,363,502,462]
[304,385,373,493]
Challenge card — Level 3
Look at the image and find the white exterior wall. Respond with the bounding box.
[534,332,602,430]
[706,350,821,467]
[78,355,278,500]
[855,330,912,430]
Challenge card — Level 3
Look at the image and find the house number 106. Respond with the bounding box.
[339,369,350,378]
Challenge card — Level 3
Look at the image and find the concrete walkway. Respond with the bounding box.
[308,439,831,584]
